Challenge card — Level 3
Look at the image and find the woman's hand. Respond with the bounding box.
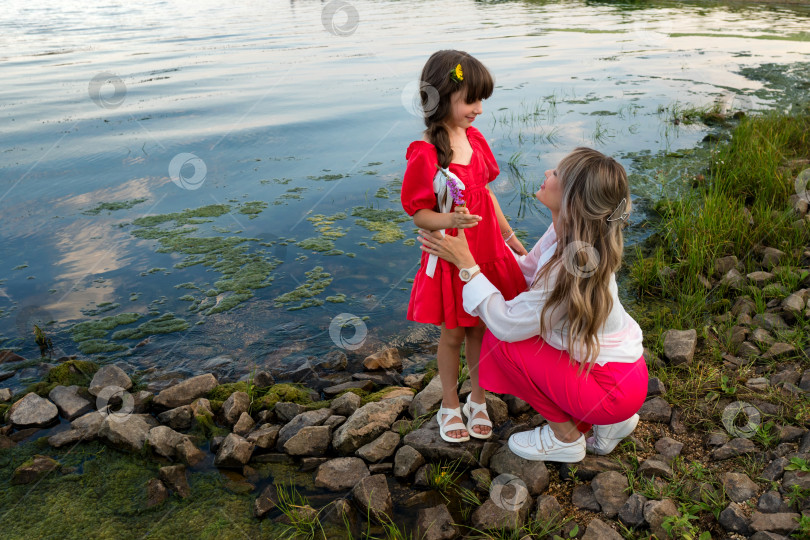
[449,206,482,229]
[507,234,528,256]
[418,228,477,269]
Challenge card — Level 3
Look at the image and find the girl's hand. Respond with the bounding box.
[450,206,482,229]
[507,234,528,256]
[418,228,476,269]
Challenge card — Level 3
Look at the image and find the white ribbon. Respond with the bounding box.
[426,167,465,278]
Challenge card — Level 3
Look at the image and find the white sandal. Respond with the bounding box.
[437,405,470,443]
[462,394,493,440]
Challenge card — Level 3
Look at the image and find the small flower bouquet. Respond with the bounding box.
[425,164,466,278]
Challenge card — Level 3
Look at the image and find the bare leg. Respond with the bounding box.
[547,419,582,443]
[437,324,467,440]
[464,322,490,436]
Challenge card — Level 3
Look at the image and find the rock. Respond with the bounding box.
[782,293,806,315]
[748,271,775,286]
[221,391,250,426]
[771,367,801,386]
[331,392,361,417]
[712,437,757,460]
[404,373,426,390]
[738,341,761,358]
[638,396,672,423]
[190,397,214,418]
[0,388,11,402]
[471,498,530,532]
[639,458,673,479]
[324,415,346,429]
[582,517,623,540]
[749,511,802,535]
[758,491,791,513]
[752,313,788,332]
[253,484,277,518]
[560,455,625,482]
[416,504,458,540]
[663,329,697,365]
[534,494,562,523]
[98,413,157,453]
[276,408,333,450]
[323,380,374,397]
[274,402,307,423]
[764,343,798,361]
[11,454,60,485]
[762,456,789,482]
[643,498,680,540]
[356,431,400,462]
[618,493,647,527]
[300,457,329,472]
[393,445,425,478]
[351,474,393,523]
[647,377,666,397]
[369,463,392,474]
[175,438,205,467]
[483,394,509,426]
[9,392,59,428]
[88,364,132,396]
[572,484,600,512]
[761,247,785,268]
[0,350,26,364]
[214,433,254,468]
[283,425,331,456]
[591,471,629,518]
[363,348,402,372]
[748,377,770,391]
[409,375,443,418]
[159,464,190,498]
[154,374,218,408]
[314,457,370,491]
[654,437,683,459]
[48,385,92,421]
[715,255,739,276]
[147,425,187,460]
[157,405,193,431]
[402,419,485,466]
[253,370,275,387]
[719,501,752,535]
[333,398,410,455]
[720,268,745,289]
[781,469,810,493]
[722,472,759,502]
[146,478,169,507]
[488,445,549,496]
[233,412,255,436]
[246,424,280,450]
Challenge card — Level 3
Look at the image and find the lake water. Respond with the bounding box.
[1,0,810,389]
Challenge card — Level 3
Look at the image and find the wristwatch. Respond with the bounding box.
[459,264,480,282]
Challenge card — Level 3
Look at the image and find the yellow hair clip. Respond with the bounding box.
[449,63,463,83]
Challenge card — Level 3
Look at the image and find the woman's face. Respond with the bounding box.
[536,164,563,214]
[445,87,482,129]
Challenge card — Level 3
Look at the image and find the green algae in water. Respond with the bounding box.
[274,266,332,310]
[111,313,190,340]
[80,302,120,317]
[132,203,231,227]
[307,173,345,181]
[355,219,405,244]
[81,198,148,216]
[71,313,144,342]
[77,339,128,355]
[351,206,409,223]
[237,200,268,219]
[12,264,28,270]
[375,187,390,198]
[325,293,346,303]
[139,267,166,276]
[206,291,254,315]
[129,292,141,301]
[175,282,200,290]
[297,237,334,252]
[403,238,415,246]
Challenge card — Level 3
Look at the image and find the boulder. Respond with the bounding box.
[8,392,59,429]
[154,374,218,408]
[663,329,697,365]
[314,457,370,491]
[351,474,393,523]
[48,385,92,421]
[89,364,132,396]
[333,398,410,455]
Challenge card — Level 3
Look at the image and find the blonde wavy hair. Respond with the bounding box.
[531,147,631,376]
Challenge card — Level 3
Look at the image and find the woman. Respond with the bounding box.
[417,147,649,462]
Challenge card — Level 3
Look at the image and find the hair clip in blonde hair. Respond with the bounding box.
[607,197,630,222]
[449,63,463,83]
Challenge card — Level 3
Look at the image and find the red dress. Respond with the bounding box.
[401,126,526,329]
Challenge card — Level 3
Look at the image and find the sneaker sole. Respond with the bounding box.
[508,435,585,463]
[586,413,639,455]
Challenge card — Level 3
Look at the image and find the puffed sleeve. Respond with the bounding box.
[469,127,500,183]
[401,142,438,216]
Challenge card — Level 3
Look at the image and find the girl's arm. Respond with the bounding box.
[486,185,528,256]
[413,207,482,231]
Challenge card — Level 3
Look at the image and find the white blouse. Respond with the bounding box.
[462,222,644,366]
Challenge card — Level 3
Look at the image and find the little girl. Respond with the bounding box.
[401,50,527,443]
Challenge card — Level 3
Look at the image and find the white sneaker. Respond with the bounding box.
[508,424,585,463]
[586,413,639,455]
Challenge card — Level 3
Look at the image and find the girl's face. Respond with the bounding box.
[536,165,563,214]
[444,88,482,129]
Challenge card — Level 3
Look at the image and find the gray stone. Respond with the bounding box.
[764,343,798,361]
[323,415,346,429]
[331,392,361,417]
[618,493,647,527]
[333,398,410,455]
[48,385,92,421]
[748,271,775,286]
[253,484,277,518]
[277,408,333,450]
[314,457,370,491]
[175,438,205,467]
[323,380,374,397]
[393,445,424,479]
[284,425,331,456]
[11,454,60,485]
[157,405,193,431]
[647,377,666,397]
[762,456,789,482]
[409,375,443,418]
[722,471,759,502]
[471,498,530,532]
[9,392,59,428]
[715,255,739,276]
[351,474,393,523]
[146,478,169,508]
[712,437,757,460]
[560,455,625,482]
[502,395,532,416]
[721,268,746,289]
[401,417,485,466]
[154,374,218,408]
[147,425,187,460]
[581,517,623,540]
[214,433,254,468]
[719,501,752,535]
[663,328,697,365]
[246,424,280,450]
[274,402,307,423]
[356,431,400,463]
[749,511,802,535]
[761,247,785,268]
[638,458,673,479]
[221,391,250,426]
[534,494,563,523]
[415,504,458,540]
[752,313,788,332]
[89,364,132,396]
[643,498,680,540]
[654,437,683,459]
[638,396,672,423]
[591,470,629,518]
[758,491,791,513]
[489,444,549,496]
[233,412,255,436]
[98,413,157,453]
[572,484,600,512]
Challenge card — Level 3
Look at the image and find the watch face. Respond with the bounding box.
[460,269,470,281]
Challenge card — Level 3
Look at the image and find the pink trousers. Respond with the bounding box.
[479,329,648,433]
